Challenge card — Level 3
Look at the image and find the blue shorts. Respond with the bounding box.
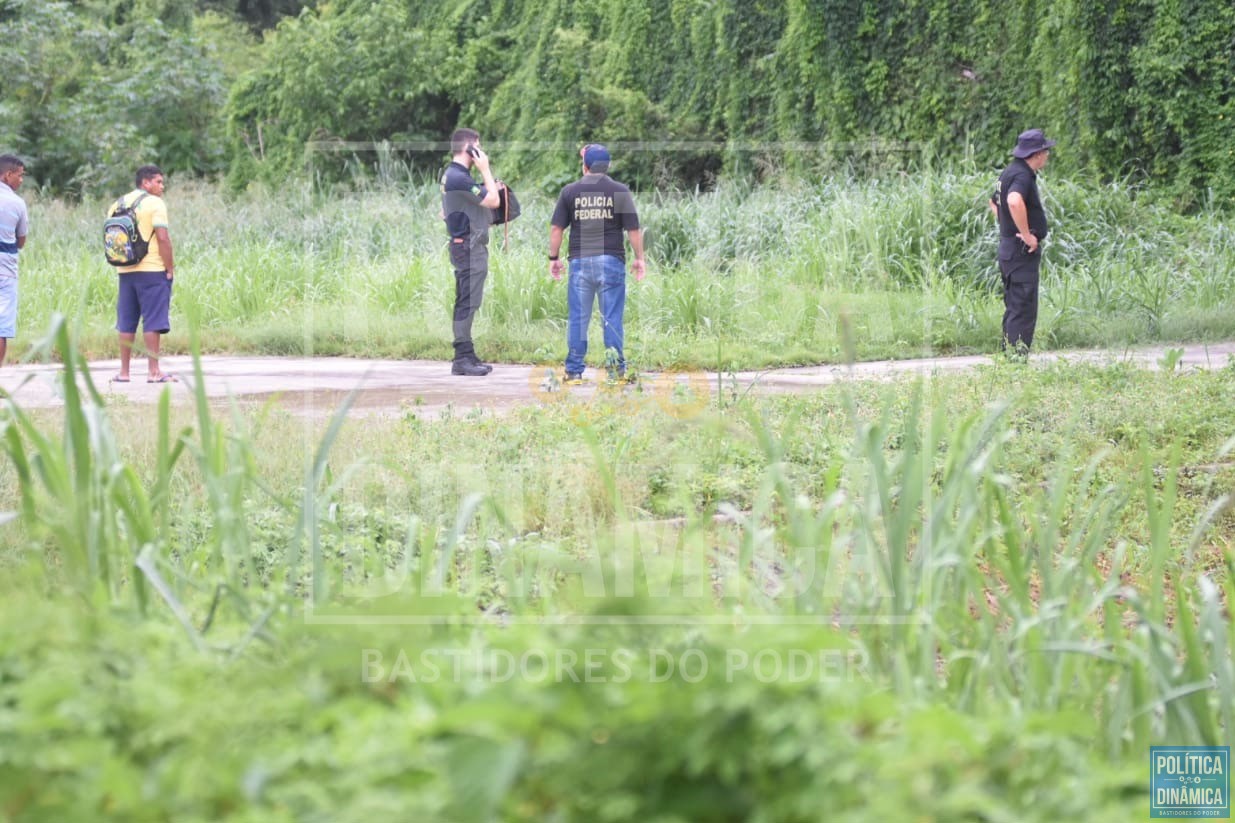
[116,271,172,335]
[0,275,16,338]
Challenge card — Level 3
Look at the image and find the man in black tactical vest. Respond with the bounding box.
[440,128,501,376]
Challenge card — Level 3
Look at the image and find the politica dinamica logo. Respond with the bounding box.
[1151,747,1230,818]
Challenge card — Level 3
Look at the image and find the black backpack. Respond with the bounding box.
[491,181,521,225]
[103,193,150,267]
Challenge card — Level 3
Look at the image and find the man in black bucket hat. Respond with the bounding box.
[989,128,1055,355]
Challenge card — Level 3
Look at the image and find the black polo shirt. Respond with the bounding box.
[994,158,1048,240]
[550,173,639,261]
[440,161,491,244]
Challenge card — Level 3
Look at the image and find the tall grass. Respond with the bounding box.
[13,169,1235,368]
[2,330,1235,816]
[4,329,1234,719]
[0,317,363,653]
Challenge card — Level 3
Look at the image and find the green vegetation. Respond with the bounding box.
[4,0,1233,204]
[1,321,1233,819]
[4,0,1234,817]
[0,0,240,194]
[10,173,1235,369]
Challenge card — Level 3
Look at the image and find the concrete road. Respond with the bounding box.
[1,342,1232,419]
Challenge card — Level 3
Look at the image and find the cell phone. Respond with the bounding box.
[466,146,480,159]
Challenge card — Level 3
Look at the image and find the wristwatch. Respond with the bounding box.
[548,254,559,261]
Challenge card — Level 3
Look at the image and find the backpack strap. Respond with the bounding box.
[111,191,149,213]
[125,192,151,241]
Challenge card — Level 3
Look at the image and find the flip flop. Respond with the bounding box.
[147,374,178,384]
[111,375,130,383]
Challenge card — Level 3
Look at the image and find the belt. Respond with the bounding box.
[0,240,18,254]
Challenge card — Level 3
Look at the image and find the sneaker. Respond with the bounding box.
[563,372,585,385]
[452,360,490,376]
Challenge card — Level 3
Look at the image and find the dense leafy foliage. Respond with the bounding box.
[0,595,1148,821]
[0,0,238,194]
[4,0,1231,202]
[223,0,1235,203]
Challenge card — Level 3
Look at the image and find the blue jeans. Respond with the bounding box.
[566,255,626,376]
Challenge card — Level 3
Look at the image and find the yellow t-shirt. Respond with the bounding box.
[110,190,169,273]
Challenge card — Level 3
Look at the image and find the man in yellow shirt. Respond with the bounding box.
[111,165,176,383]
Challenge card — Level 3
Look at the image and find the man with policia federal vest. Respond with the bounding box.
[990,128,1055,356]
[547,143,646,383]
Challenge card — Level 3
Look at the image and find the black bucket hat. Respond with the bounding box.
[1011,129,1056,159]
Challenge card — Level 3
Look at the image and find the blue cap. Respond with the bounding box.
[583,144,611,171]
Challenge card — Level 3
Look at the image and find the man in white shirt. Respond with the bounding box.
[0,154,30,367]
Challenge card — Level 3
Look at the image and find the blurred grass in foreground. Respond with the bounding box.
[1,317,1233,819]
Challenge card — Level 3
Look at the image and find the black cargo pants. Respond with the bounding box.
[997,236,1041,354]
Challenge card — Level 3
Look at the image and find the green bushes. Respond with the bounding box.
[0,0,236,194]
[4,0,1232,201]
[2,326,1235,818]
[220,0,1235,202]
[0,597,1150,821]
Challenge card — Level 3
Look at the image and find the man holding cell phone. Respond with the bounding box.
[440,128,501,376]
